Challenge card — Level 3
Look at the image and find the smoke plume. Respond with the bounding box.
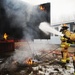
[0,0,50,40]
[0,1,51,70]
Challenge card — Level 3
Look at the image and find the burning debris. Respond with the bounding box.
[0,38,74,75]
[0,32,14,53]
[23,58,35,65]
[0,42,73,75]
[0,53,74,75]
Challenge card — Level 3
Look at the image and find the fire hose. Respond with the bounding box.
[39,47,60,59]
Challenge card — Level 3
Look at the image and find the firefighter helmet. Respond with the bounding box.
[62,24,69,28]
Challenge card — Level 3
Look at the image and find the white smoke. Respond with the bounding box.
[12,41,58,63]
[39,22,64,36]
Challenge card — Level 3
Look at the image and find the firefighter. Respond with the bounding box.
[60,24,70,62]
[60,24,70,69]
[72,52,75,75]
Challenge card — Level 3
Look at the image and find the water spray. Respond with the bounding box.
[39,22,64,36]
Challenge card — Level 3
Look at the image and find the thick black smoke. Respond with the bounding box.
[0,0,50,40]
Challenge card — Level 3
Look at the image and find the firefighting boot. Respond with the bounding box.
[61,59,67,69]
[61,59,66,63]
[66,57,70,63]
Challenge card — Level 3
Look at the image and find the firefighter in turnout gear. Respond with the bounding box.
[60,24,70,68]
[60,24,75,71]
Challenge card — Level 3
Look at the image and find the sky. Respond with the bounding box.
[51,0,75,25]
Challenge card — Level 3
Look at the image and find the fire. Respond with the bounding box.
[3,33,8,40]
[26,58,33,65]
[39,5,45,11]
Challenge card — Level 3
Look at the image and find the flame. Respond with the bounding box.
[26,58,33,65]
[39,5,45,11]
[3,33,8,40]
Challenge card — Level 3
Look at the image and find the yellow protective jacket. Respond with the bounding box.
[61,42,70,49]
